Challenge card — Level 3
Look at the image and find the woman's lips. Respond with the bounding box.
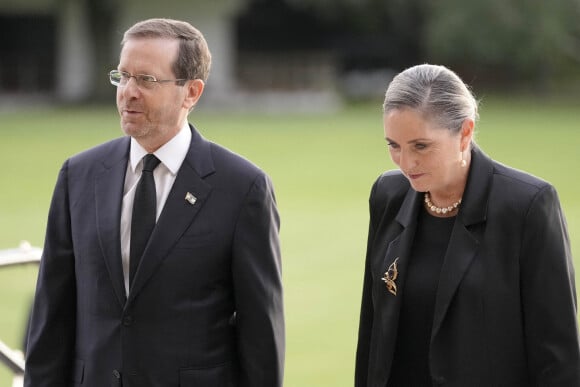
[407,173,424,180]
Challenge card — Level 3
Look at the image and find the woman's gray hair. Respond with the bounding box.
[383,64,479,134]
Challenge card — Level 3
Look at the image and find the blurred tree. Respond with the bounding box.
[287,0,580,89]
[243,0,426,71]
[425,0,580,89]
[236,0,330,51]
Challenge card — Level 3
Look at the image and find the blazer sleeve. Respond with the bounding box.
[520,184,580,385]
[231,172,285,387]
[355,231,375,387]
[24,161,77,386]
[355,179,381,387]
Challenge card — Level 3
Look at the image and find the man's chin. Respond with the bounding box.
[121,122,147,137]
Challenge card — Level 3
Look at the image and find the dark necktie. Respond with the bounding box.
[130,154,161,285]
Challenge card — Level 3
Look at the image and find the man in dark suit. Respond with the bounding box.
[24,18,284,387]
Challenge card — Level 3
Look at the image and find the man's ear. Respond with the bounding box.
[183,79,205,110]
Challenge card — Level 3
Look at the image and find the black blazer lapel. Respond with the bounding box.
[432,147,494,337]
[127,126,214,302]
[376,188,422,378]
[95,138,130,307]
[384,187,423,299]
[431,221,479,336]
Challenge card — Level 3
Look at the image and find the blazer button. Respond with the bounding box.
[112,369,121,379]
[122,315,134,326]
[433,375,446,385]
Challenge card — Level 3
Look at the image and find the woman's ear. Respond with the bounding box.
[460,118,475,151]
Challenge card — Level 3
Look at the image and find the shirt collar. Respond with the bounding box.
[129,121,191,175]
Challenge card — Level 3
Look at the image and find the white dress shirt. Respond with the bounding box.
[120,122,192,294]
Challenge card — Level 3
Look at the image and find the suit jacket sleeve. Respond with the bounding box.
[520,184,580,385]
[24,161,77,386]
[355,179,381,387]
[231,172,285,387]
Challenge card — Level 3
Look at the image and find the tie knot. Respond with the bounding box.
[142,154,161,172]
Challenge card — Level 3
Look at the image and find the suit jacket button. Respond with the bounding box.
[433,375,446,385]
[123,315,134,326]
[112,369,121,378]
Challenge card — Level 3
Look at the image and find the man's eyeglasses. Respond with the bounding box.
[109,70,188,90]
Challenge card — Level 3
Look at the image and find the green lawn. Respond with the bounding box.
[1,96,579,386]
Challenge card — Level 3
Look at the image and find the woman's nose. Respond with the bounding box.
[398,149,409,169]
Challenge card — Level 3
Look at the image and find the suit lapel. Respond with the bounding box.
[95,138,130,307]
[431,221,479,336]
[383,187,422,299]
[378,187,422,376]
[431,147,494,337]
[127,126,214,303]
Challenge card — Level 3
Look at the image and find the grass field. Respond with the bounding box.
[1,96,579,386]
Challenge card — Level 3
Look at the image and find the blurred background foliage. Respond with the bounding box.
[249,0,580,90]
[2,0,579,105]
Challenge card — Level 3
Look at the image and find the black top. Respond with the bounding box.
[387,209,455,387]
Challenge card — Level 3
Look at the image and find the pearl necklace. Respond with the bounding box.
[424,192,461,215]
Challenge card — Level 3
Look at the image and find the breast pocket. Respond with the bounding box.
[179,362,237,387]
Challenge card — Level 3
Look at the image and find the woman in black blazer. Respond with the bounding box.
[355,64,580,386]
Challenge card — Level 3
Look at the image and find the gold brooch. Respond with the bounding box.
[382,257,400,296]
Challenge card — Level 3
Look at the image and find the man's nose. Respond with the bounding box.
[121,77,141,97]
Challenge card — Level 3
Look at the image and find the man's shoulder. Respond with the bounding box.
[68,136,129,166]
[208,141,266,179]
